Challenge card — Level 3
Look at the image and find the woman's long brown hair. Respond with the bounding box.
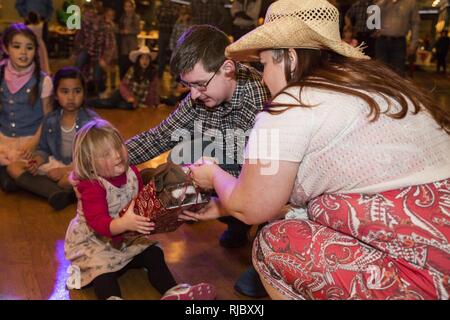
[266,49,449,134]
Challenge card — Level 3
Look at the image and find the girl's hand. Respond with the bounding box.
[47,167,68,182]
[21,149,34,162]
[189,157,219,190]
[179,197,225,222]
[120,200,155,234]
[26,155,44,175]
[19,144,36,159]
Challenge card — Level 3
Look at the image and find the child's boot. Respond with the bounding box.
[15,172,75,211]
[0,165,20,193]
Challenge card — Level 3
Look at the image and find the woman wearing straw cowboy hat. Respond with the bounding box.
[88,45,159,109]
[183,0,450,300]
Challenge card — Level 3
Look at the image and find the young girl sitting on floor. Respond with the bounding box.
[64,119,216,300]
[7,67,98,210]
[0,23,53,192]
[88,46,159,109]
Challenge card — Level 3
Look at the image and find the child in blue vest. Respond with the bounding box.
[0,23,53,192]
[7,67,98,210]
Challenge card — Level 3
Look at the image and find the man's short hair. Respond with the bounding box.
[170,25,231,77]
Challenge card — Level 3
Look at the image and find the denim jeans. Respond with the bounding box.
[375,36,407,76]
[157,31,172,78]
[75,50,106,93]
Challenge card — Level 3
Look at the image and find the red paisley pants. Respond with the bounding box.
[253,179,450,300]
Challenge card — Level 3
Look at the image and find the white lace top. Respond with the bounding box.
[245,86,450,206]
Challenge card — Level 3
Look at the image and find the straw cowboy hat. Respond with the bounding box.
[225,0,370,61]
[129,46,157,63]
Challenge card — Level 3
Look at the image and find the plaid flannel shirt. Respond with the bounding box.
[191,0,227,27]
[126,63,270,177]
[74,12,115,60]
[345,0,373,34]
[157,3,180,34]
[122,67,153,104]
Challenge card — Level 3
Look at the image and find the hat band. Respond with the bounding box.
[272,46,322,51]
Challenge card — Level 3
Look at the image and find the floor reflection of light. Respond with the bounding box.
[0,294,22,300]
[164,240,186,263]
[48,240,71,300]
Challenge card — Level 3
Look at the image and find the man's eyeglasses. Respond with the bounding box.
[178,62,223,91]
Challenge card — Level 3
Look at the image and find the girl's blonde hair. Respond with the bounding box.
[72,119,129,181]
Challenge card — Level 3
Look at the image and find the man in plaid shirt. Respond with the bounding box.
[126,24,269,248]
[127,24,270,297]
[127,25,270,298]
[127,25,269,177]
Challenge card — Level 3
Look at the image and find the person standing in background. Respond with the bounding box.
[26,11,51,75]
[345,0,376,58]
[15,0,53,47]
[374,0,420,76]
[230,0,261,41]
[190,0,228,30]
[118,0,141,79]
[100,0,123,21]
[156,0,180,79]
[435,29,449,75]
[73,1,116,97]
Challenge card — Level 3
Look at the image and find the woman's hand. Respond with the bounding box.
[119,200,155,234]
[189,157,220,190]
[179,197,226,222]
